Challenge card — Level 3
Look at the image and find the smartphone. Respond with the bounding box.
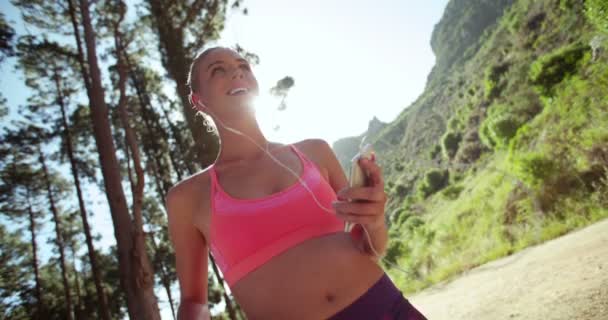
[345,143,374,232]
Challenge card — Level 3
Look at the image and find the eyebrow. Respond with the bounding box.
[206,58,249,71]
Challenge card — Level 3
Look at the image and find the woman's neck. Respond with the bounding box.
[214,115,270,167]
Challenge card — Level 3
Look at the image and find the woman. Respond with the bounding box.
[166,47,427,320]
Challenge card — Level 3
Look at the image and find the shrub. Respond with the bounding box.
[455,141,484,164]
[479,120,496,149]
[418,169,449,198]
[529,43,590,95]
[384,240,406,267]
[526,12,546,32]
[488,113,528,147]
[442,184,464,200]
[403,216,425,231]
[442,131,462,159]
[448,117,462,131]
[513,152,557,188]
[484,62,510,99]
[394,183,410,197]
[429,144,442,160]
[393,162,405,171]
[585,0,608,34]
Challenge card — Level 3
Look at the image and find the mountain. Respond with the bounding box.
[333,0,608,293]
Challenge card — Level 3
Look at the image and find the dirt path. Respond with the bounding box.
[408,218,608,320]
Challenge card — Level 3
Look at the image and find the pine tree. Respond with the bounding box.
[75,0,161,317]
[0,148,45,319]
[15,35,113,320]
[144,0,237,167]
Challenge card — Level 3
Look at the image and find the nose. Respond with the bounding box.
[231,66,244,79]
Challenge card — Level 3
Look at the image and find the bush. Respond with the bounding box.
[484,62,510,99]
[479,111,528,150]
[394,183,410,197]
[489,113,528,147]
[442,184,464,200]
[384,240,406,267]
[479,120,496,149]
[418,169,450,198]
[442,131,462,159]
[455,141,484,164]
[513,152,557,188]
[529,43,590,95]
[393,162,405,171]
[585,0,608,34]
[429,144,441,160]
[448,117,462,131]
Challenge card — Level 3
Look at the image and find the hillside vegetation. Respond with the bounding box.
[333,0,608,293]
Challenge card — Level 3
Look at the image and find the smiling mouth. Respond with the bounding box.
[227,88,249,96]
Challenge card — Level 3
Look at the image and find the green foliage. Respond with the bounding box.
[529,43,589,95]
[489,113,528,147]
[455,141,484,164]
[559,0,578,11]
[442,131,462,159]
[585,0,608,34]
[484,62,510,99]
[384,240,406,267]
[441,184,464,200]
[429,144,442,160]
[394,183,410,197]
[0,13,15,63]
[393,162,405,171]
[382,0,608,298]
[512,152,557,188]
[418,169,449,198]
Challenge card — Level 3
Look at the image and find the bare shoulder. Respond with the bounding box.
[294,138,348,192]
[294,138,332,164]
[165,167,213,237]
[167,168,211,203]
[294,138,333,160]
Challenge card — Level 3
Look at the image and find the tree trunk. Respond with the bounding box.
[25,191,43,317]
[147,0,219,168]
[76,0,160,318]
[38,148,73,320]
[148,234,177,320]
[124,55,180,192]
[71,248,84,320]
[157,98,195,176]
[209,254,238,320]
[53,63,112,320]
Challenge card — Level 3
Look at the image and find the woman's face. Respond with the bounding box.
[195,48,259,116]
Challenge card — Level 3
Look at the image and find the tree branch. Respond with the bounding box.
[178,0,210,30]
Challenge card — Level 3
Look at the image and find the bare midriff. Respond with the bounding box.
[230,231,385,320]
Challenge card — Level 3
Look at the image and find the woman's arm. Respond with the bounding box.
[166,184,210,320]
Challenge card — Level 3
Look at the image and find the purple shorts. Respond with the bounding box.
[328,273,427,320]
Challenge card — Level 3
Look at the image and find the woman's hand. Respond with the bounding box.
[332,156,387,228]
[331,155,389,257]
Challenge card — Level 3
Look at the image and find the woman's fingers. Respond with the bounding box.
[337,186,387,202]
[358,157,383,186]
[334,211,381,225]
[331,200,383,216]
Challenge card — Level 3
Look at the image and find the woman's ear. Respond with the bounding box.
[190,94,206,111]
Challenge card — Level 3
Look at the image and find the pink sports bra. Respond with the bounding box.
[208,144,345,287]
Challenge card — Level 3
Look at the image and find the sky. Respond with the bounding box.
[216,0,449,145]
[1,0,449,317]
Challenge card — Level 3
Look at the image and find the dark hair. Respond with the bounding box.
[186,46,223,95]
